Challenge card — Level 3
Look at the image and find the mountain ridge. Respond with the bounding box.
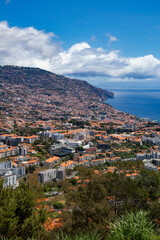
[0,65,115,120]
[0,65,114,100]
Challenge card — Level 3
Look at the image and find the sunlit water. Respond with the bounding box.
[105,89,160,122]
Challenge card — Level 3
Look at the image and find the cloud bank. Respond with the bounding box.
[1,21,160,83]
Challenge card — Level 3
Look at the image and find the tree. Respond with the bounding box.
[148,200,160,222]
[102,172,148,215]
[0,181,18,239]
[0,181,46,239]
[63,176,115,234]
[69,178,77,186]
[15,183,35,226]
[138,169,160,200]
[21,214,43,239]
[28,165,36,173]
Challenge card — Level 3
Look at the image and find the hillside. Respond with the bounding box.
[0,65,113,99]
[0,65,114,120]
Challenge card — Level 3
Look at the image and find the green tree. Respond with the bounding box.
[138,169,160,200]
[0,181,46,239]
[0,181,18,239]
[16,184,34,222]
[64,176,115,234]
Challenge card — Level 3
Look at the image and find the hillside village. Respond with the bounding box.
[1,115,160,187]
[0,66,160,237]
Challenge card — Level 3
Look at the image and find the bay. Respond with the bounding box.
[105,89,160,122]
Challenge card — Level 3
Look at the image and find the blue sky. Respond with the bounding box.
[1,0,160,88]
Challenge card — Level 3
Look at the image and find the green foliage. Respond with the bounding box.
[138,169,160,200]
[21,214,43,239]
[148,200,160,222]
[53,202,64,209]
[0,181,45,239]
[0,182,18,239]
[102,172,149,215]
[0,162,160,240]
[75,146,84,152]
[109,211,156,240]
[69,178,77,186]
[26,165,36,174]
[34,151,47,160]
[68,153,74,160]
[114,150,136,159]
[114,160,143,170]
[69,119,86,128]
[56,231,102,240]
[64,175,115,234]
[15,183,35,225]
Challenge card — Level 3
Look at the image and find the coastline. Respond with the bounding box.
[104,88,160,123]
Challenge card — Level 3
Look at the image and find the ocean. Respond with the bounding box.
[105,89,160,122]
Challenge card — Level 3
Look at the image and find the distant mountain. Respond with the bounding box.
[0,65,113,100]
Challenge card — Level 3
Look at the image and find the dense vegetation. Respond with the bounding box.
[0,181,46,240]
[0,165,160,239]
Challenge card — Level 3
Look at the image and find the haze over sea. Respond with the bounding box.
[105,89,160,123]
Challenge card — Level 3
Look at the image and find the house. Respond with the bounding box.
[60,160,76,169]
[44,156,60,167]
[78,160,90,167]
[24,135,40,144]
[90,158,106,166]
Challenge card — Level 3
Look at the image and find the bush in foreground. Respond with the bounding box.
[109,210,158,240]
[56,232,102,240]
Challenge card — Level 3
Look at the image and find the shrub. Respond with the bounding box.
[53,202,64,209]
[109,210,156,240]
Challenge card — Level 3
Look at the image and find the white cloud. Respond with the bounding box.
[0,21,61,69]
[106,33,118,43]
[1,21,160,83]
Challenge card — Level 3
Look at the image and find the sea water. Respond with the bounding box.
[105,89,160,122]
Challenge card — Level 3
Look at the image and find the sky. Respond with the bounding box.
[1,0,160,88]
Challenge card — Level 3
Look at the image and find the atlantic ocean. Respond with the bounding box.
[105,89,160,122]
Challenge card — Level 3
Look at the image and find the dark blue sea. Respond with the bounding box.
[105,89,160,122]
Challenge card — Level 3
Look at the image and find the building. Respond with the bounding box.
[56,167,65,180]
[60,160,76,169]
[12,167,25,178]
[0,161,12,170]
[49,145,73,157]
[38,169,57,184]
[0,170,16,188]
[58,139,83,148]
[0,161,25,186]
[20,145,28,156]
[136,151,160,161]
[24,135,40,144]
[44,156,60,167]
[38,167,65,184]
[52,133,64,141]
